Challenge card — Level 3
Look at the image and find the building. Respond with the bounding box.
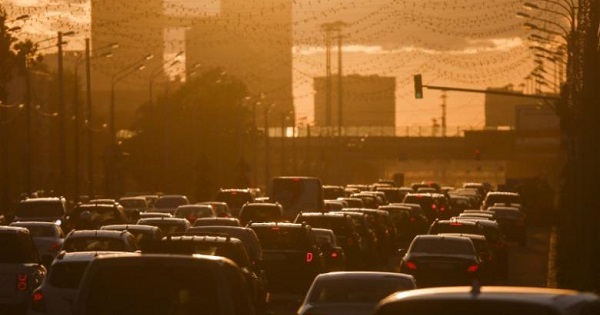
[185,0,294,126]
[313,74,396,129]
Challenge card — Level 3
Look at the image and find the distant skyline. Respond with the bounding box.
[4,0,556,127]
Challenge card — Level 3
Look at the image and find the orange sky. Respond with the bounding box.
[4,0,563,127]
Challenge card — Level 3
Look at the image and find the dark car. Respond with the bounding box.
[0,226,47,315]
[136,217,190,235]
[73,254,255,315]
[332,211,380,269]
[399,235,480,287]
[379,204,427,245]
[145,234,268,313]
[486,206,527,246]
[312,228,346,272]
[192,217,242,227]
[403,193,451,221]
[238,202,284,226]
[153,194,190,214]
[216,189,255,217]
[12,197,68,230]
[481,191,522,210]
[294,212,364,270]
[374,286,600,315]
[249,222,326,294]
[67,203,129,231]
[186,226,263,267]
[100,224,163,251]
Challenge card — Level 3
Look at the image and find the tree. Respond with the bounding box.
[0,6,18,103]
[122,68,250,200]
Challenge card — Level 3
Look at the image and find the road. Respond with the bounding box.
[266,226,554,315]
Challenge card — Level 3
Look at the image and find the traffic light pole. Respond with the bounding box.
[422,84,560,101]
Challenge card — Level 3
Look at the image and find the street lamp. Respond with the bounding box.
[56,30,75,197]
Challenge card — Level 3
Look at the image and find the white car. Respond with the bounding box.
[10,221,65,266]
[28,251,129,315]
[297,272,417,315]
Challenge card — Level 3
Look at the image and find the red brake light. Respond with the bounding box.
[467,264,479,273]
[410,217,415,222]
[231,191,237,195]
[50,243,61,250]
[406,261,417,270]
[330,251,338,258]
[306,252,314,263]
[450,222,463,226]
[431,204,437,210]
[31,290,46,312]
[272,227,280,231]
[17,274,27,291]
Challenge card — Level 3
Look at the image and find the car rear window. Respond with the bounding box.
[410,238,475,256]
[430,223,481,235]
[174,207,214,219]
[0,234,38,263]
[50,261,90,288]
[85,262,220,315]
[309,278,414,303]
[63,238,126,252]
[17,225,57,238]
[16,202,64,217]
[240,206,281,222]
[253,227,310,250]
[296,216,351,235]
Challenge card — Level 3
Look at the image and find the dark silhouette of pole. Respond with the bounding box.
[337,25,344,137]
[24,52,32,195]
[85,38,94,199]
[280,112,286,175]
[57,31,66,196]
[264,105,271,187]
[73,61,80,202]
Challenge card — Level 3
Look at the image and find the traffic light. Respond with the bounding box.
[414,74,423,99]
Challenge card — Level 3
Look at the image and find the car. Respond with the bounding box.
[336,197,365,208]
[216,189,255,217]
[349,193,381,209]
[99,224,163,251]
[136,217,191,235]
[402,193,451,221]
[486,206,527,245]
[0,226,47,315]
[374,187,410,204]
[138,211,172,219]
[373,286,600,315]
[9,221,65,267]
[153,194,190,214]
[340,208,396,260]
[66,203,129,231]
[192,217,242,227]
[481,191,522,210]
[186,226,263,267]
[145,234,268,313]
[248,222,326,294]
[436,233,495,284]
[293,212,364,270]
[12,197,68,230]
[297,272,417,315]
[238,202,284,226]
[198,201,233,217]
[324,200,346,212]
[331,211,380,269]
[173,204,216,224]
[312,228,346,272]
[61,230,138,253]
[323,185,346,200]
[28,251,127,315]
[390,203,430,235]
[72,254,256,315]
[399,235,481,287]
[117,196,150,216]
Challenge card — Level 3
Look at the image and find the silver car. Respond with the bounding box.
[28,251,128,315]
[10,221,65,267]
[297,271,417,315]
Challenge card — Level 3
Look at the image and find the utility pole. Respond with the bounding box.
[322,24,333,127]
[336,22,345,137]
[85,38,94,199]
[264,105,271,189]
[57,31,66,197]
[441,91,447,137]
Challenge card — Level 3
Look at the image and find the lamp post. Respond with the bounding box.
[56,30,75,197]
[106,53,152,197]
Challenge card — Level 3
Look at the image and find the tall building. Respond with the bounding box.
[91,0,165,131]
[186,0,294,126]
[314,74,396,128]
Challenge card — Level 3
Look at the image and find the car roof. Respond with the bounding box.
[10,221,60,227]
[53,251,131,263]
[101,224,160,232]
[138,217,189,223]
[0,226,30,234]
[298,212,347,217]
[66,230,131,238]
[486,191,520,196]
[20,197,64,203]
[316,271,416,282]
[163,234,244,245]
[437,233,487,241]
[249,222,307,229]
[379,286,599,310]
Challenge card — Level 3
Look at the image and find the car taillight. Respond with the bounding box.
[410,217,415,222]
[431,204,438,211]
[31,289,46,312]
[50,243,61,251]
[467,264,479,273]
[440,206,446,212]
[330,251,338,258]
[306,252,314,263]
[405,261,417,270]
[16,274,27,291]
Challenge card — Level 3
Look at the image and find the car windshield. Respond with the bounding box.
[63,237,126,252]
[49,261,90,289]
[0,234,38,263]
[85,262,220,315]
[16,202,63,217]
[309,278,414,303]
[253,227,309,250]
[410,238,475,256]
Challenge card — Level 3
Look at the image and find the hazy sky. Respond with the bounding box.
[4,0,557,128]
